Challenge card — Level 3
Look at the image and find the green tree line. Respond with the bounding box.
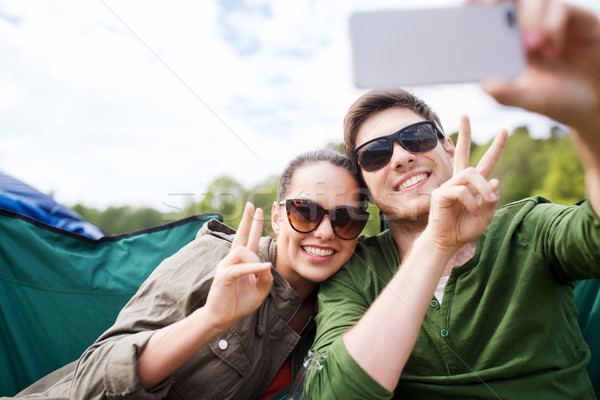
[73,125,585,236]
[467,125,585,206]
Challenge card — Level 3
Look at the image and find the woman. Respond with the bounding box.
[10,149,370,400]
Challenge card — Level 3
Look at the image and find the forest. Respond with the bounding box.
[72,124,585,237]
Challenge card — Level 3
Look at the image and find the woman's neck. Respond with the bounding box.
[275,252,318,302]
[282,271,318,302]
[274,253,318,333]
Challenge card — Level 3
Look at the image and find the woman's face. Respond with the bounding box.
[272,162,365,286]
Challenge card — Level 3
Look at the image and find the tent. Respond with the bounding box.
[0,172,221,395]
[0,171,104,239]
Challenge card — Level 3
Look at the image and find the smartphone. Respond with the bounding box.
[349,2,525,88]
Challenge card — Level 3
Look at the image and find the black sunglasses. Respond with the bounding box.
[354,120,445,172]
[280,199,369,240]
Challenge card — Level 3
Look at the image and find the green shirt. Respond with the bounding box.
[307,197,600,399]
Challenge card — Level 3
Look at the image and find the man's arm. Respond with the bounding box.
[482,0,600,215]
[308,248,396,400]
[341,231,472,391]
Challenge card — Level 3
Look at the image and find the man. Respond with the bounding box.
[306,0,600,398]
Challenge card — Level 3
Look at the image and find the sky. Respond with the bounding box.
[1,0,599,213]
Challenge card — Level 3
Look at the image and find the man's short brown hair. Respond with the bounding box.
[343,89,443,165]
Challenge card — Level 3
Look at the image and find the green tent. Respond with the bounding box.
[574,278,600,396]
[2,207,598,397]
[0,209,221,396]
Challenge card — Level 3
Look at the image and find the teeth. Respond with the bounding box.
[303,246,334,257]
[397,173,428,191]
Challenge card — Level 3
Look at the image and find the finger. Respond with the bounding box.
[488,178,501,200]
[489,178,500,192]
[481,71,551,112]
[220,262,272,280]
[232,202,255,248]
[518,0,546,31]
[221,245,262,265]
[456,182,498,217]
[520,0,569,56]
[478,180,500,214]
[453,115,472,175]
[475,129,508,178]
[246,208,264,254]
[255,268,274,295]
[444,167,499,204]
[435,185,483,217]
[542,0,569,56]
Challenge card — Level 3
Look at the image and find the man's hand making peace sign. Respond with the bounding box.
[425,115,507,254]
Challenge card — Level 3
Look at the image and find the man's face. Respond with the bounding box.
[355,107,455,222]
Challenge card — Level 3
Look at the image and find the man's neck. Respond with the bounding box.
[441,242,476,276]
[388,218,428,258]
[389,219,476,277]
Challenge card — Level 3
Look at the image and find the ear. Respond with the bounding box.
[442,136,455,158]
[361,185,374,205]
[366,191,374,205]
[356,171,374,205]
[271,201,281,235]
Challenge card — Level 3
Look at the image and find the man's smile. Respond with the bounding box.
[395,172,430,192]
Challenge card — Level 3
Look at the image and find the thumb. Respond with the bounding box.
[481,78,522,106]
[481,76,550,112]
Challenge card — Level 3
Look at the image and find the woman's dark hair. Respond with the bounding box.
[276,149,365,204]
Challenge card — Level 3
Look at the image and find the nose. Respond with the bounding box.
[313,215,335,240]
[389,141,415,170]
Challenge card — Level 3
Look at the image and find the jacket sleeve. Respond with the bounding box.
[69,227,232,400]
[531,199,600,282]
[304,254,393,400]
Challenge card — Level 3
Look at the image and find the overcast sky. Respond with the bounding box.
[1,0,599,212]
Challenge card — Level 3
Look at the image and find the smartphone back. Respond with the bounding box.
[350,2,525,88]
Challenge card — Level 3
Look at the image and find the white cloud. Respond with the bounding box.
[0,0,598,211]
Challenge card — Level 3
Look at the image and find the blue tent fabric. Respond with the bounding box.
[0,209,222,396]
[0,171,104,239]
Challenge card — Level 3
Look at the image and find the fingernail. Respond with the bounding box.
[543,42,557,57]
[523,29,542,50]
[487,192,498,202]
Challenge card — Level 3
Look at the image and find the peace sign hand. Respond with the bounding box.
[203,202,273,333]
[426,115,507,253]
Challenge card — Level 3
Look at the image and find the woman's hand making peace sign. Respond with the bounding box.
[137,202,273,389]
[203,202,274,333]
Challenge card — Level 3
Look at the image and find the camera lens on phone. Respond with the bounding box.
[506,9,516,27]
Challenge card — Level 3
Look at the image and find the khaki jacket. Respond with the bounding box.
[12,220,314,400]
